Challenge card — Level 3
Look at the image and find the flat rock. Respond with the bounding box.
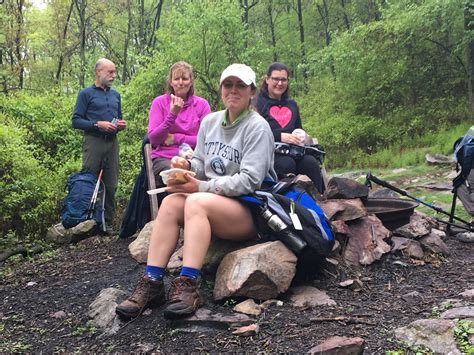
[425,153,455,165]
[233,299,262,316]
[88,288,128,336]
[308,336,365,354]
[395,319,460,355]
[231,323,259,336]
[213,241,296,301]
[289,286,336,308]
[401,291,423,304]
[170,308,253,330]
[456,232,474,243]
[318,199,367,222]
[441,306,474,320]
[417,182,453,191]
[343,215,391,266]
[460,289,474,300]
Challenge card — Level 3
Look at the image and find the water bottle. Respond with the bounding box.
[260,207,307,254]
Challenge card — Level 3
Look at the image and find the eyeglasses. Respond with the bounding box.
[270,77,288,84]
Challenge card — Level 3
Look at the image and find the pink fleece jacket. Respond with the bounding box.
[147,94,211,159]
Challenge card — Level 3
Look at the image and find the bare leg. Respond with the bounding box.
[181,193,256,269]
[146,193,187,267]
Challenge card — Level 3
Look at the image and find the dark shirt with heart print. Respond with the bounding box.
[254,91,302,142]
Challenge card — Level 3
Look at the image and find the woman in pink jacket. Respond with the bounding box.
[148,61,211,188]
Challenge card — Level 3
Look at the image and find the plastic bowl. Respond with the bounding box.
[159,168,195,185]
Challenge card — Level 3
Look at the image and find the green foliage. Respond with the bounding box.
[453,319,474,354]
[0,119,61,247]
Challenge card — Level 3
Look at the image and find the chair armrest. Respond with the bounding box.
[144,143,159,219]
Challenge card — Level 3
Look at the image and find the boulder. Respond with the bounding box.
[324,177,369,200]
[318,199,367,222]
[167,238,257,274]
[46,223,72,245]
[419,232,450,256]
[393,212,435,239]
[88,288,128,336]
[395,319,460,355]
[213,241,297,301]
[391,236,424,259]
[46,220,98,245]
[343,215,391,266]
[128,221,154,263]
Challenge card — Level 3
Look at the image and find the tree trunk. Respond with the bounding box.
[267,0,278,62]
[148,0,164,51]
[296,0,307,90]
[75,0,87,88]
[55,0,74,85]
[15,0,25,89]
[466,1,474,116]
[340,0,350,30]
[122,0,132,83]
[138,0,145,53]
[317,0,331,47]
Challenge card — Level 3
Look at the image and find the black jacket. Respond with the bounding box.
[254,91,302,142]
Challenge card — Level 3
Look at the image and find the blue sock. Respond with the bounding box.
[180,266,200,279]
[146,265,165,281]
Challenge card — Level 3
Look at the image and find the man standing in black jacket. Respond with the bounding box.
[72,58,127,233]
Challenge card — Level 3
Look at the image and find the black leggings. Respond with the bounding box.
[274,154,324,193]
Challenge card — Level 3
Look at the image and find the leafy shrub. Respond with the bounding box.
[0,119,62,248]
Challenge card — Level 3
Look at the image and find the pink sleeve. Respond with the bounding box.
[147,96,177,147]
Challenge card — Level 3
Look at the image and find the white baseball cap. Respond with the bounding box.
[220,64,256,86]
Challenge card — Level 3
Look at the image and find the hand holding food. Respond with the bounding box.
[160,168,195,186]
[171,156,190,170]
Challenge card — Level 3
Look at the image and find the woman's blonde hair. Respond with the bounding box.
[166,61,194,99]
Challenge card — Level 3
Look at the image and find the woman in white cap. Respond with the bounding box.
[116,64,277,320]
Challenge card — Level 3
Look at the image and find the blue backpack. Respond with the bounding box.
[61,172,105,229]
[240,181,334,275]
[453,136,474,188]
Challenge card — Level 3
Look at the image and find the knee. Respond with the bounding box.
[157,194,184,218]
[184,193,214,216]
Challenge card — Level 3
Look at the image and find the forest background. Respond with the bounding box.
[1,0,473,251]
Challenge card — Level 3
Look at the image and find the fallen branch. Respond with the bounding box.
[310,316,376,325]
[0,245,43,262]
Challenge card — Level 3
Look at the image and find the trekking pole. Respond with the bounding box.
[365,172,472,227]
[87,169,104,219]
[447,189,458,234]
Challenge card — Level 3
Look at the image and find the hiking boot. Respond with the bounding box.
[163,276,203,319]
[115,276,165,319]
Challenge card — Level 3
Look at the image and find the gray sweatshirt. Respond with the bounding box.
[190,109,277,196]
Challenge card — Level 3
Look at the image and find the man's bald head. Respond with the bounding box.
[95,58,117,89]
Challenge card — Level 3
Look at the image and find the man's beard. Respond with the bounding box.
[101,78,113,88]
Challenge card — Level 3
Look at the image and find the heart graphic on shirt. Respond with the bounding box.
[269,106,292,128]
